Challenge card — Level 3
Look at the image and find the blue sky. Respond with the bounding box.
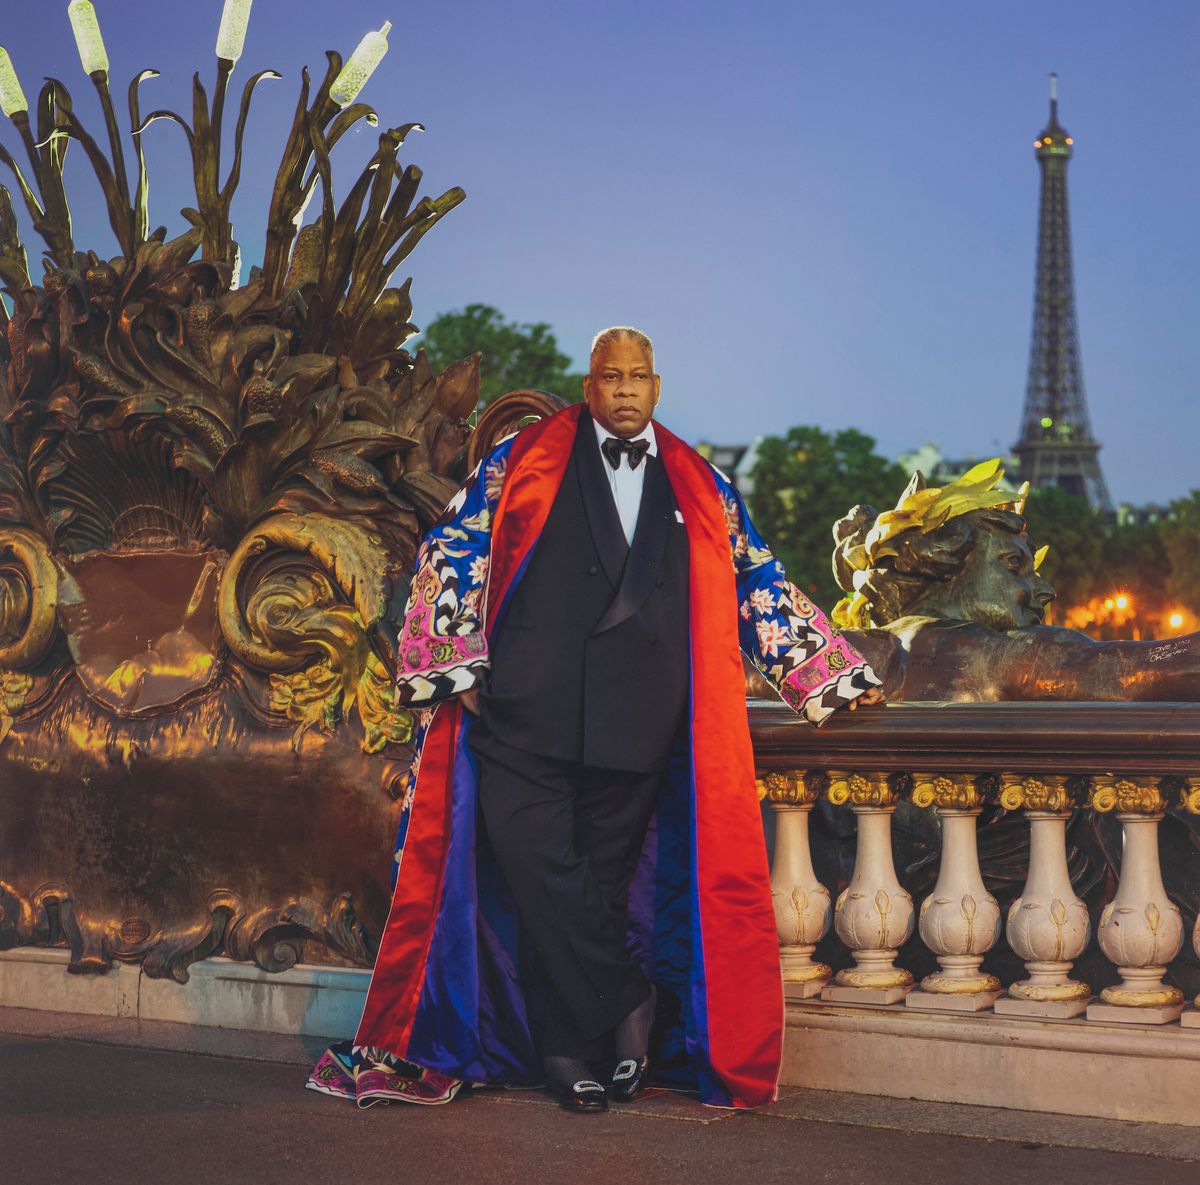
[1,0,1195,503]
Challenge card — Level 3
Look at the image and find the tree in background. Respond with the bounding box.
[1162,491,1200,614]
[419,304,585,407]
[748,426,908,607]
[1021,486,1103,616]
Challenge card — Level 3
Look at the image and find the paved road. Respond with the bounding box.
[1,1012,1198,1185]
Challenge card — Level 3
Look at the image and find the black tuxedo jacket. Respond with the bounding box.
[474,412,690,772]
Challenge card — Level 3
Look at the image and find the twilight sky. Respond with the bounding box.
[1,0,1195,504]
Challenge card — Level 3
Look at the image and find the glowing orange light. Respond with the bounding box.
[1044,137,1052,144]
[1066,138,1073,145]
[1034,140,1042,147]
[1169,612,1185,630]
[1115,594,1130,611]
[1104,598,1114,610]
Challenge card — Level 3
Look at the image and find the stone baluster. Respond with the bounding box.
[821,772,915,1005]
[1086,777,1184,1024]
[993,775,1092,1018]
[905,774,1002,1012]
[760,770,832,1000]
[1178,777,1200,1029]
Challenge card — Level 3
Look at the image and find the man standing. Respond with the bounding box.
[315,328,882,1113]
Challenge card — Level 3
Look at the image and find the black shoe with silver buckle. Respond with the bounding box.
[544,1055,609,1113]
[609,1056,649,1102]
[552,1079,609,1117]
[558,1079,609,1113]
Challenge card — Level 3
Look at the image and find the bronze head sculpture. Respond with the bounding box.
[828,461,1199,703]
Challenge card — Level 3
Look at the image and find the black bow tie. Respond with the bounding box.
[601,436,650,471]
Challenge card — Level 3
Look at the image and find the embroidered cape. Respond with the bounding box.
[352,405,880,1108]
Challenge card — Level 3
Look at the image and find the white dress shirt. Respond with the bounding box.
[592,419,658,546]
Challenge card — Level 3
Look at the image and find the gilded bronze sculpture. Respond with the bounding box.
[0,14,482,977]
[829,461,1199,702]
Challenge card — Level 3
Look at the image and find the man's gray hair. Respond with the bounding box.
[589,326,655,369]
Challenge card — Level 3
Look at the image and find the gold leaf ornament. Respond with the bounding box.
[354,652,414,754]
[268,651,412,755]
[268,660,342,748]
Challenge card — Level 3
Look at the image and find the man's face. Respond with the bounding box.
[584,338,661,439]
[937,526,1056,631]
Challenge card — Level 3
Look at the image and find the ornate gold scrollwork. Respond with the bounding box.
[2,882,375,979]
[0,528,59,669]
[911,773,986,811]
[1177,777,1200,815]
[217,512,412,752]
[826,771,897,808]
[1088,776,1169,815]
[0,529,59,740]
[999,773,1077,813]
[756,770,827,806]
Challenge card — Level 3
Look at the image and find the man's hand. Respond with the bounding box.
[847,687,886,712]
[459,689,481,716]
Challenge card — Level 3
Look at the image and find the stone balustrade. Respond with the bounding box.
[751,701,1200,1028]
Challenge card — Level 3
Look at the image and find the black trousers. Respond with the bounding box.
[473,735,660,1060]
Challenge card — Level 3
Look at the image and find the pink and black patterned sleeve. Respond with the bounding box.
[710,466,883,725]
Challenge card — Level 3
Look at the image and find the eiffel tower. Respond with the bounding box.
[1014,75,1113,514]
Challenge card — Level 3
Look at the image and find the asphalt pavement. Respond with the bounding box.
[1,1006,1198,1185]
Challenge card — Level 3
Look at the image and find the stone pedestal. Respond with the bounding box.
[994,992,1090,1020]
[821,982,911,1006]
[1086,999,1184,1025]
[906,988,1000,1013]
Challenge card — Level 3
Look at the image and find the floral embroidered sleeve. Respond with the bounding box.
[711,467,883,725]
[393,440,513,707]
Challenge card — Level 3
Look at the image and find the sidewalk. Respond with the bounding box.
[2,1006,1198,1185]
